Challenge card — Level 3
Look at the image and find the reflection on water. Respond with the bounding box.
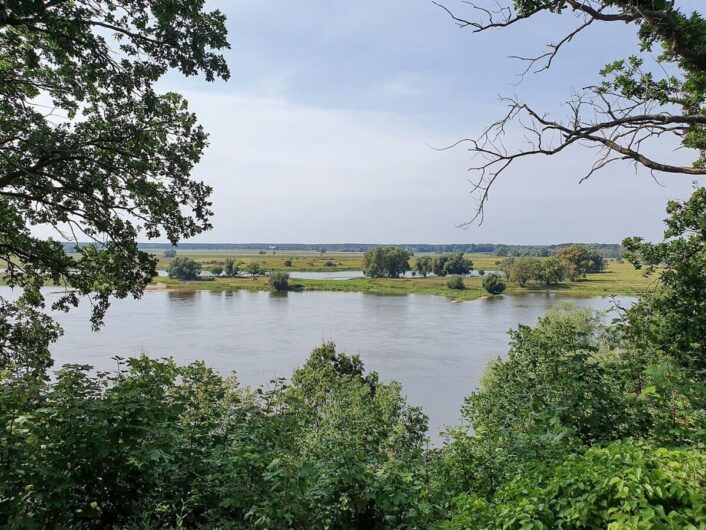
[167,290,198,302]
[0,287,633,438]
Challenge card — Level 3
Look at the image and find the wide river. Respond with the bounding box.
[2,286,631,438]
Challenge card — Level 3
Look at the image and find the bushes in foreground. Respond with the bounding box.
[0,344,431,529]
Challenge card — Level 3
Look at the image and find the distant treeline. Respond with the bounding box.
[62,242,625,257]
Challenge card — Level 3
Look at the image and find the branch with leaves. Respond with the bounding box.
[0,0,230,369]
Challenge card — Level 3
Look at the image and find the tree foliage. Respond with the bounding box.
[362,247,411,278]
[443,443,706,530]
[223,258,239,277]
[623,186,706,379]
[246,262,263,277]
[167,256,200,280]
[482,273,506,295]
[557,245,604,280]
[0,0,230,367]
[0,344,434,529]
[414,256,433,277]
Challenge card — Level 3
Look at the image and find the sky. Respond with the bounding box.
[159,0,706,245]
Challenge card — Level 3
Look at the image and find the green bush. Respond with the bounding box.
[482,273,506,294]
[268,271,290,291]
[443,443,706,530]
[447,275,465,290]
[0,345,432,529]
[246,262,262,276]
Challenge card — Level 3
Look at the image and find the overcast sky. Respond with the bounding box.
[161,0,705,245]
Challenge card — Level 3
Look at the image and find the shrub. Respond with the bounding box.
[482,273,506,295]
[246,262,262,277]
[324,260,335,267]
[444,443,706,530]
[447,275,465,290]
[283,259,293,267]
[209,266,223,277]
[269,271,290,291]
[162,248,177,258]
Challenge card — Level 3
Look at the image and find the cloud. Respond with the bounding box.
[176,87,704,244]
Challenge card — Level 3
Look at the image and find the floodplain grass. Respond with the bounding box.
[149,260,654,302]
[3,252,651,300]
[152,250,505,273]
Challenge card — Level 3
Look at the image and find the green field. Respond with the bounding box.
[150,259,654,301]
[153,250,505,272]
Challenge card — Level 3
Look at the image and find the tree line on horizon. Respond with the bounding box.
[64,241,626,258]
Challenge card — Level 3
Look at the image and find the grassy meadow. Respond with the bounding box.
[151,256,654,302]
[152,249,504,273]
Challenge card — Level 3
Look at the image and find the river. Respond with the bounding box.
[1,286,632,438]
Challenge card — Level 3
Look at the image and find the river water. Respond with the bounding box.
[1,287,631,437]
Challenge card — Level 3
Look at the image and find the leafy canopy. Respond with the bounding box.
[0,0,229,369]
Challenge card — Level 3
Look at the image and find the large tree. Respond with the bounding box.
[0,1,229,369]
[435,0,706,222]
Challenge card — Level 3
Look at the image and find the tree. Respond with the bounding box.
[268,271,290,291]
[623,187,706,379]
[435,1,706,223]
[539,257,566,286]
[443,252,473,276]
[163,249,177,258]
[557,245,595,281]
[508,256,542,287]
[223,258,238,277]
[209,265,223,277]
[432,255,450,276]
[246,262,262,277]
[415,256,433,277]
[482,273,506,295]
[0,1,230,367]
[362,247,411,278]
[166,257,200,280]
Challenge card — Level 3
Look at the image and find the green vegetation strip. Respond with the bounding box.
[151,260,652,300]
